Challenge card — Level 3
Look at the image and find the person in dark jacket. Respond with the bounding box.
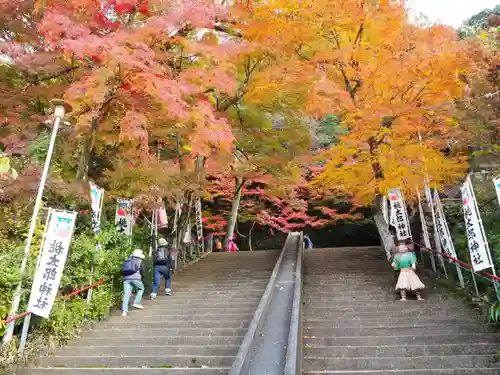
[304,234,313,249]
[121,249,146,316]
[150,238,174,299]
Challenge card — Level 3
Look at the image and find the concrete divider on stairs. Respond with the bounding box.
[15,249,281,375]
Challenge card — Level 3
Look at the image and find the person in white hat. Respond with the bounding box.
[150,237,174,300]
[121,248,146,316]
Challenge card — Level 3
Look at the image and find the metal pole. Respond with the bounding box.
[423,186,437,272]
[87,188,105,305]
[3,100,71,346]
[149,209,155,258]
[430,189,448,278]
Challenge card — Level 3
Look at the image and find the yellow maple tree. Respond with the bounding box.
[239,0,471,201]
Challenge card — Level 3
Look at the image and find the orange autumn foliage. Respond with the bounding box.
[239,0,472,204]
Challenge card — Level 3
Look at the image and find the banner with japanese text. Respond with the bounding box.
[195,199,203,241]
[115,199,133,236]
[27,210,77,318]
[89,182,104,236]
[433,189,458,261]
[494,175,500,208]
[381,196,389,224]
[388,188,412,241]
[460,177,493,272]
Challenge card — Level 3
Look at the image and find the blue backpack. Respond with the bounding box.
[121,258,139,276]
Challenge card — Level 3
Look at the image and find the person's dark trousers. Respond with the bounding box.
[151,265,172,297]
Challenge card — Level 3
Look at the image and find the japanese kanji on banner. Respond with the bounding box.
[493,175,500,208]
[89,182,104,236]
[115,199,133,236]
[388,188,412,241]
[461,176,493,272]
[195,199,204,251]
[27,210,77,318]
[433,189,458,261]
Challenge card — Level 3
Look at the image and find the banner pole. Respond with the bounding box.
[3,100,71,346]
[87,185,104,305]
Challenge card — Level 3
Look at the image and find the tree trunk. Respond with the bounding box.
[248,221,256,251]
[372,195,394,261]
[76,119,98,181]
[224,177,245,248]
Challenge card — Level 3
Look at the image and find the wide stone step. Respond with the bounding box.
[302,289,395,295]
[57,344,240,357]
[304,343,500,357]
[303,301,467,311]
[17,369,228,375]
[138,296,262,303]
[170,285,268,292]
[303,310,482,320]
[304,305,478,314]
[108,313,253,322]
[100,320,250,329]
[81,327,247,338]
[303,333,500,346]
[162,291,264,297]
[69,335,244,347]
[132,301,259,310]
[38,355,234,368]
[302,355,499,371]
[303,369,500,374]
[129,307,256,316]
[304,325,490,337]
[303,317,481,327]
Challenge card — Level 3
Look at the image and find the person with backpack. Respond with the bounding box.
[150,237,174,300]
[121,248,146,317]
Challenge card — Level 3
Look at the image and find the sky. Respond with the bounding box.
[407,0,500,27]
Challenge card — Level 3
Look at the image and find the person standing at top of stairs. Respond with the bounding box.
[121,248,146,317]
[150,237,174,299]
[392,240,425,301]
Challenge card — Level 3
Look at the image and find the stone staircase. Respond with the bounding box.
[302,247,500,375]
[20,250,280,375]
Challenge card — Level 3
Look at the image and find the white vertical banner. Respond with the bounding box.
[89,182,104,236]
[157,203,168,228]
[115,199,134,236]
[27,210,77,318]
[172,202,181,233]
[461,176,493,272]
[381,196,389,224]
[433,190,458,261]
[493,174,500,208]
[388,188,412,241]
[183,217,192,243]
[195,199,204,252]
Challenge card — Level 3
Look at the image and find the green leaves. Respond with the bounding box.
[488,301,500,322]
[314,114,348,148]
